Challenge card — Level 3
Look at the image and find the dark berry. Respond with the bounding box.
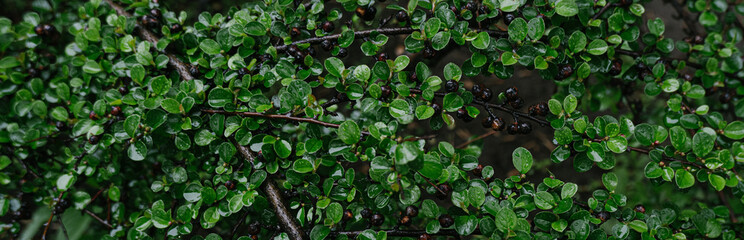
[504,87,518,100]
[557,64,574,80]
[53,198,70,215]
[89,111,100,120]
[321,39,334,51]
[504,13,516,25]
[141,15,159,29]
[396,11,409,22]
[720,90,733,103]
[321,21,335,32]
[370,214,384,226]
[472,84,484,95]
[473,164,484,177]
[482,116,494,128]
[423,46,436,58]
[480,88,493,102]
[290,27,301,37]
[307,47,316,56]
[597,211,610,222]
[375,53,389,62]
[432,103,442,114]
[399,215,412,226]
[88,135,100,145]
[118,86,129,95]
[110,106,122,116]
[464,2,476,11]
[356,6,377,21]
[634,204,646,213]
[507,122,519,135]
[361,208,372,218]
[380,85,392,99]
[509,97,524,109]
[239,67,250,76]
[456,108,473,122]
[35,24,56,37]
[683,74,693,81]
[410,72,419,82]
[693,35,704,44]
[535,102,548,116]
[55,121,66,130]
[170,24,183,33]
[419,233,432,240]
[247,222,261,235]
[150,9,162,19]
[189,65,199,76]
[491,117,505,131]
[343,210,353,221]
[337,48,348,58]
[436,184,451,199]
[609,59,622,75]
[445,80,459,92]
[27,68,39,78]
[518,122,532,134]
[438,214,454,228]
[405,205,418,217]
[224,180,236,190]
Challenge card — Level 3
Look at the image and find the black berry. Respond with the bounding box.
[504,13,517,25]
[473,164,484,177]
[88,135,100,145]
[89,111,100,120]
[321,39,334,51]
[247,222,261,235]
[224,180,236,190]
[110,106,122,116]
[405,205,418,217]
[597,211,610,222]
[419,233,432,240]
[445,80,459,92]
[396,11,409,22]
[380,85,392,99]
[518,122,532,134]
[557,64,574,80]
[370,213,385,226]
[509,97,524,109]
[480,88,493,101]
[356,6,377,21]
[482,116,494,128]
[439,214,454,228]
[634,204,646,213]
[609,59,622,75]
[149,9,162,19]
[321,21,335,32]
[436,184,451,199]
[343,209,353,221]
[290,27,301,38]
[491,117,505,131]
[504,87,518,100]
[361,208,372,218]
[507,122,519,135]
[337,48,348,58]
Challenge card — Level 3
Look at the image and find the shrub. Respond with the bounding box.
[1,0,743,239]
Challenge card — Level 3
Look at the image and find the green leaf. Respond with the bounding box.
[561,183,578,199]
[675,169,695,188]
[83,60,102,74]
[293,159,314,173]
[423,18,441,39]
[327,202,343,223]
[208,88,234,108]
[586,39,608,55]
[0,56,20,69]
[508,18,528,42]
[415,105,435,120]
[555,0,579,17]
[324,57,345,77]
[443,93,464,112]
[337,121,361,144]
[494,208,517,232]
[472,31,490,49]
[512,147,533,174]
[527,17,545,40]
[629,220,648,233]
[274,139,292,158]
[692,128,716,157]
[199,39,221,55]
[563,94,577,114]
[568,31,587,53]
[647,18,665,36]
[396,141,422,165]
[548,99,562,115]
[602,173,618,192]
[724,121,744,139]
[443,62,462,81]
[161,98,181,114]
[455,215,478,235]
[709,174,726,191]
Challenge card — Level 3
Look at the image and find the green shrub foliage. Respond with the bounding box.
[2,0,744,239]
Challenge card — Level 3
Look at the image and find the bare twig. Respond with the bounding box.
[233,143,307,240]
[717,191,739,223]
[83,209,114,229]
[104,0,194,81]
[329,229,480,237]
[203,109,371,136]
[456,131,498,149]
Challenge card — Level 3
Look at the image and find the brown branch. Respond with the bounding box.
[592,3,619,20]
[276,28,507,51]
[233,143,307,240]
[83,209,114,229]
[203,109,371,136]
[627,146,705,169]
[456,131,498,149]
[330,229,480,237]
[717,191,739,223]
[415,172,447,196]
[104,0,194,81]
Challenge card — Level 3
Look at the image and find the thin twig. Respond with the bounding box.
[276,28,507,51]
[104,0,194,81]
[592,3,618,20]
[329,229,481,237]
[203,109,371,136]
[83,209,114,229]
[57,216,70,240]
[456,131,498,149]
[415,172,446,196]
[233,143,306,240]
[717,191,739,223]
[627,146,705,169]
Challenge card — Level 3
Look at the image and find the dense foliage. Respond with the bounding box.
[2,0,744,239]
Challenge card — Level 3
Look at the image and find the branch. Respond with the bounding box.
[592,3,619,20]
[233,143,307,240]
[202,109,371,136]
[83,209,114,229]
[104,0,194,81]
[456,131,498,149]
[330,229,480,237]
[276,27,507,51]
[627,146,705,169]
